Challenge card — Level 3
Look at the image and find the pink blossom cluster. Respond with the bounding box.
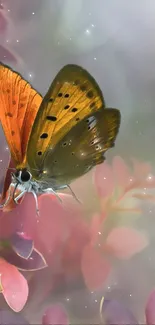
[0,155,154,323]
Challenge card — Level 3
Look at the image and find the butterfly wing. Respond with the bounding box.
[31,107,121,188]
[27,64,105,176]
[0,63,42,167]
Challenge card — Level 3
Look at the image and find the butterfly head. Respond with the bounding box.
[13,168,32,184]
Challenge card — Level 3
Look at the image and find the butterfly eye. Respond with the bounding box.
[21,170,31,182]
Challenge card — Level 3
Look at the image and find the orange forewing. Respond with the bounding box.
[0,63,42,210]
[0,63,42,167]
[0,158,24,212]
[1,158,15,201]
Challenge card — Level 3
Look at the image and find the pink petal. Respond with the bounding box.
[42,304,69,325]
[132,193,155,202]
[37,193,85,257]
[112,156,131,189]
[90,213,102,245]
[145,289,155,325]
[93,162,114,197]
[0,258,28,312]
[61,223,90,277]
[104,227,148,259]
[81,244,111,290]
[90,213,106,245]
[37,195,70,253]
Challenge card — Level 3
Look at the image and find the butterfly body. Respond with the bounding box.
[0,63,121,212]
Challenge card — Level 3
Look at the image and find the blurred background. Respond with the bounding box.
[0,0,155,324]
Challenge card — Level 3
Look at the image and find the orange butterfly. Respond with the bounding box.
[0,62,121,213]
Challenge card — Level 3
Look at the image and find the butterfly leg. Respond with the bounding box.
[12,182,20,203]
[0,184,13,208]
[43,188,63,203]
[66,185,82,204]
[31,190,40,216]
[13,189,27,204]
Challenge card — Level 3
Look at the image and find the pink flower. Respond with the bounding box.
[79,156,152,289]
[87,156,155,260]
[94,155,155,215]
[0,164,92,310]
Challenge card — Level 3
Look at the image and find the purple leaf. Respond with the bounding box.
[100,298,138,325]
[0,310,29,324]
[0,248,47,271]
[10,232,34,259]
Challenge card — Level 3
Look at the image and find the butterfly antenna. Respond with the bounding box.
[66,185,82,204]
[7,168,16,171]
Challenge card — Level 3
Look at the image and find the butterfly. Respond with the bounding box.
[0,62,121,214]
